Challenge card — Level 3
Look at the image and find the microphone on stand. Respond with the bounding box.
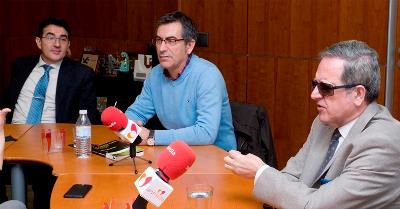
[133,140,196,208]
[101,106,142,144]
[101,106,152,173]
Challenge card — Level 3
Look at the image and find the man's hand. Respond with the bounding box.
[136,120,150,145]
[0,108,11,170]
[224,150,266,178]
[0,108,11,128]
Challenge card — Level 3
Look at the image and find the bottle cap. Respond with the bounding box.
[79,110,88,114]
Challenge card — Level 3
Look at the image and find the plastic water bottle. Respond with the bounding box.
[75,109,91,158]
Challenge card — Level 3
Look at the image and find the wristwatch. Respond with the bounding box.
[147,130,155,146]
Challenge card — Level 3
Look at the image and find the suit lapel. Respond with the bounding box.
[13,56,41,102]
[19,56,41,88]
[344,102,379,140]
[302,125,336,186]
[55,59,71,120]
[322,102,380,181]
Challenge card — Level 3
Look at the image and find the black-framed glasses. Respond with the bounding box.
[311,80,361,96]
[152,37,184,46]
[41,33,69,43]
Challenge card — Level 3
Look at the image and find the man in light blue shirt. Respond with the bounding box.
[126,11,236,151]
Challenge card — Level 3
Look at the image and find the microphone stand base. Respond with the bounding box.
[108,143,152,174]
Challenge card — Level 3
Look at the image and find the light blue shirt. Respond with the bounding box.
[126,54,236,151]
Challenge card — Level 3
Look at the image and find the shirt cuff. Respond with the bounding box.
[254,164,270,185]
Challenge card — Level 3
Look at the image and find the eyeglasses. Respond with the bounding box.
[311,80,361,97]
[152,37,184,46]
[41,34,69,44]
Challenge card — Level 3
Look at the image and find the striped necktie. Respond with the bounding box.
[26,64,52,124]
[316,129,341,178]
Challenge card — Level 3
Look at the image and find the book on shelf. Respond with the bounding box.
[91,139,144,161]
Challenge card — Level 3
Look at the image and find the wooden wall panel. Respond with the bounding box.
[248,0,291,56]
[0,0,51,90]
[217,54,247,102]
[247,0,267,55]
[0,1,3,38]
[308,60,319,125]
[247,0,390,168]
[313,0,339,56]
[67,38,91,60]
[53,0,127,39]
[290,0,314,57]
[154,0,179,19]
[363,0,389,62]
[0,1,4,95]
[2,37,39,93]
[181,0,247,54]
[338,1,366,41]
[195,51,247,102]
[127,0,156,42]
[2,0,52,37]
[247,57,275,122]
[126,0,179,52]
[274,59,311,168]
[389,2,400,119]
[338,0,388,63]
[0,39,4,96]
[249,0,388,59]
[378,65,387,105]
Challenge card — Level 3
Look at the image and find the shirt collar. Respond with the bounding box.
[38,56,63,70]
[163,54,192,80]
[337,117,359,139]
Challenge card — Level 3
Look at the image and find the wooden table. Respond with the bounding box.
[51,174,260,209]
[4,124,33,149]
[5,124,231,175]
[4,124,262,209]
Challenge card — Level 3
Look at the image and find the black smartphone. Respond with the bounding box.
[5,135,16,142]
[63,184,92,198]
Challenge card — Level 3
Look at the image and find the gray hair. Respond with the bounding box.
[157,11,198,43]
[320,40,380,103]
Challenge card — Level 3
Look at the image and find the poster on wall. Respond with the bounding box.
[133,54,152,81]
[81,53,100,72]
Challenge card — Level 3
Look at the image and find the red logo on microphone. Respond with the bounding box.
[131,123,137,132]
[157,189,166,196]
[138,173,152,187]
[126,123,138,139]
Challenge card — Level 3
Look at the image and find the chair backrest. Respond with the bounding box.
[230,101,277,168]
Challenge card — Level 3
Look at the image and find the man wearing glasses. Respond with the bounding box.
[0,16,99,124]
[125,11,236,151]
[225,40,400,208]
[0,16,98,209]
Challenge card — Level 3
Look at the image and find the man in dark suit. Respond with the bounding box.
[0,17,99,124]
[0,16,99,209]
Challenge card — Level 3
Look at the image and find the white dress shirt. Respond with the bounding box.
[12,56,62,124]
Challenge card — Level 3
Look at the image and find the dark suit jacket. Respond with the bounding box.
[230,101,277,168]
[0,55,100,124]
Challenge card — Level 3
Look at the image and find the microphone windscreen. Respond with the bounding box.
[157,140,196,180]
[101,106,128,131]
